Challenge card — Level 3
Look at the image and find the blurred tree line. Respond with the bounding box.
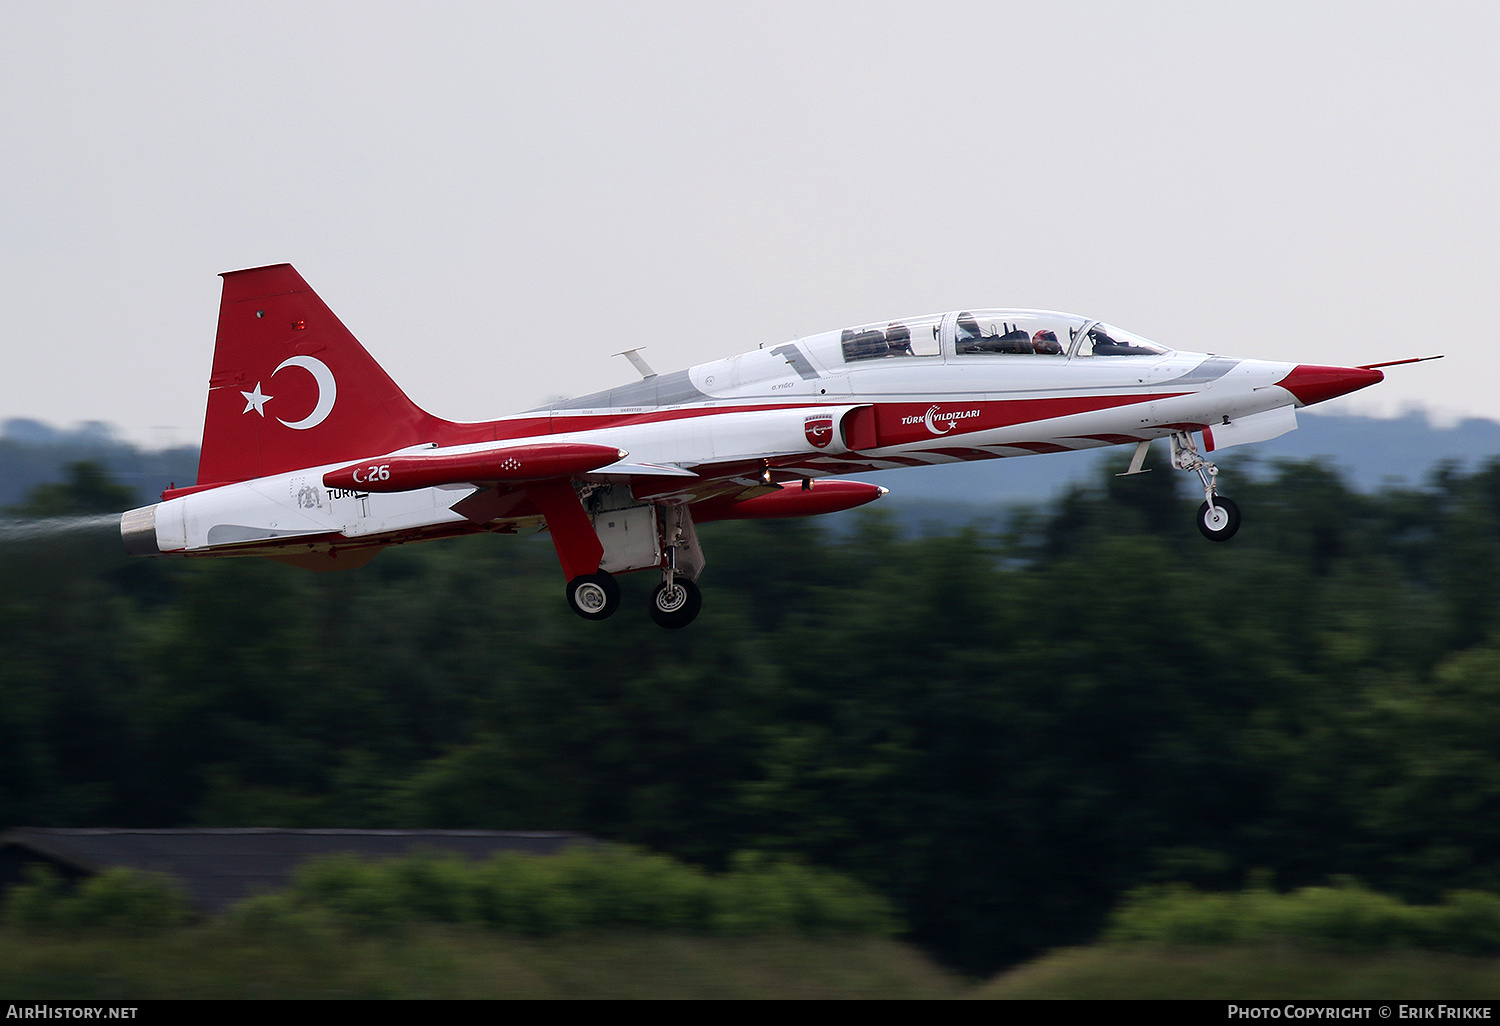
[4,454,1500,974]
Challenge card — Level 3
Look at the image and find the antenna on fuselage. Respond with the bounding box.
[614,348,658,380]
[1117,440,1153,477]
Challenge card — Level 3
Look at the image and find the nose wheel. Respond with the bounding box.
[566,571,620,620]
[1197,496,1241,540]
[1171,431,1241,542]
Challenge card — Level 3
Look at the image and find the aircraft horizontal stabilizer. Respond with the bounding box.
[324,443,626,492]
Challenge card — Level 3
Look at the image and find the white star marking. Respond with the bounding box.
[240,382,274,416]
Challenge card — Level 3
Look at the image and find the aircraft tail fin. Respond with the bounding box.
[197,264,434,485]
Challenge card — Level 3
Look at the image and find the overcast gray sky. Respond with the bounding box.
[2,2,1494,447]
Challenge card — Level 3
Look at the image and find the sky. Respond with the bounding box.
[2,2,1496,447]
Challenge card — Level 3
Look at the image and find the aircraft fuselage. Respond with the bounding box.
[120,268,1389,626]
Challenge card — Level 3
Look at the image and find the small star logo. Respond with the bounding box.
[241,382,274,416]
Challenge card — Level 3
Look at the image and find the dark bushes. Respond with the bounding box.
[4,866,190,935]
[228,847,898,937]
[1108,880,1500,956]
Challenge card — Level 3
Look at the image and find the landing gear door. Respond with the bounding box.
[592,503,662,574]
[660,505,704,582]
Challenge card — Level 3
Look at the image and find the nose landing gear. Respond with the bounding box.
[1171,431,1241,541]
[1196,495,1241,540]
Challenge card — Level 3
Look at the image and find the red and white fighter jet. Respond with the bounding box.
[121,264,1399,628]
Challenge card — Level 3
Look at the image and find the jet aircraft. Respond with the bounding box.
[121,264,1404,628]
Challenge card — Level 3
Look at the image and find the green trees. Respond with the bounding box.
[4,460,138,517]
[6,456,1500,971]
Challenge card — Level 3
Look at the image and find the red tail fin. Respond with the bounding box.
[197,264,433,484]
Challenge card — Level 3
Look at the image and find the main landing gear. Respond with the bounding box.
[648,523,703,629]
[1170,431,1241,542]
[649,575,702,629]
[562,534,705,628]
[566,571,621,620]
[563,569,703,627]
[557,490,707,628]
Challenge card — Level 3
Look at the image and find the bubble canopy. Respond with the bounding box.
[836,310,1173,363]
[954,311,1173,358]
[1076,320,1172,357]
[954,311,1085,356]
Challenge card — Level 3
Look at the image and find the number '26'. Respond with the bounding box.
[351,464,390,484]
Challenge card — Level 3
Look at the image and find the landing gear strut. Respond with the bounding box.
[1171,431,1241,542]
[649,519,703,629]
[649,577,702,629]
[566,571,620,620]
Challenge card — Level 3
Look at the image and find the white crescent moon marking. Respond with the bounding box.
[271,356,337,430]
[923,404,953,435]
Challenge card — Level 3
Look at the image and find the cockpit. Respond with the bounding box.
[1077,322,1172,357]
[954,311,1079,356]
[836,309,1172,363]
[840,313,943,362]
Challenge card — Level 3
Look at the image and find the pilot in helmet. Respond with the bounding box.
[885,321,913,355]
[1032,329,1063,355]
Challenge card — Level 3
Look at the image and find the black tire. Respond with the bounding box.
[1197,497,1241,541]
[648,578,702,629]
[565,571,620,620]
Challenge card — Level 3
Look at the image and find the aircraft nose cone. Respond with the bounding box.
[1275,364,1384,406]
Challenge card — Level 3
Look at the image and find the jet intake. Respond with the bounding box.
[323,443,627,492]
